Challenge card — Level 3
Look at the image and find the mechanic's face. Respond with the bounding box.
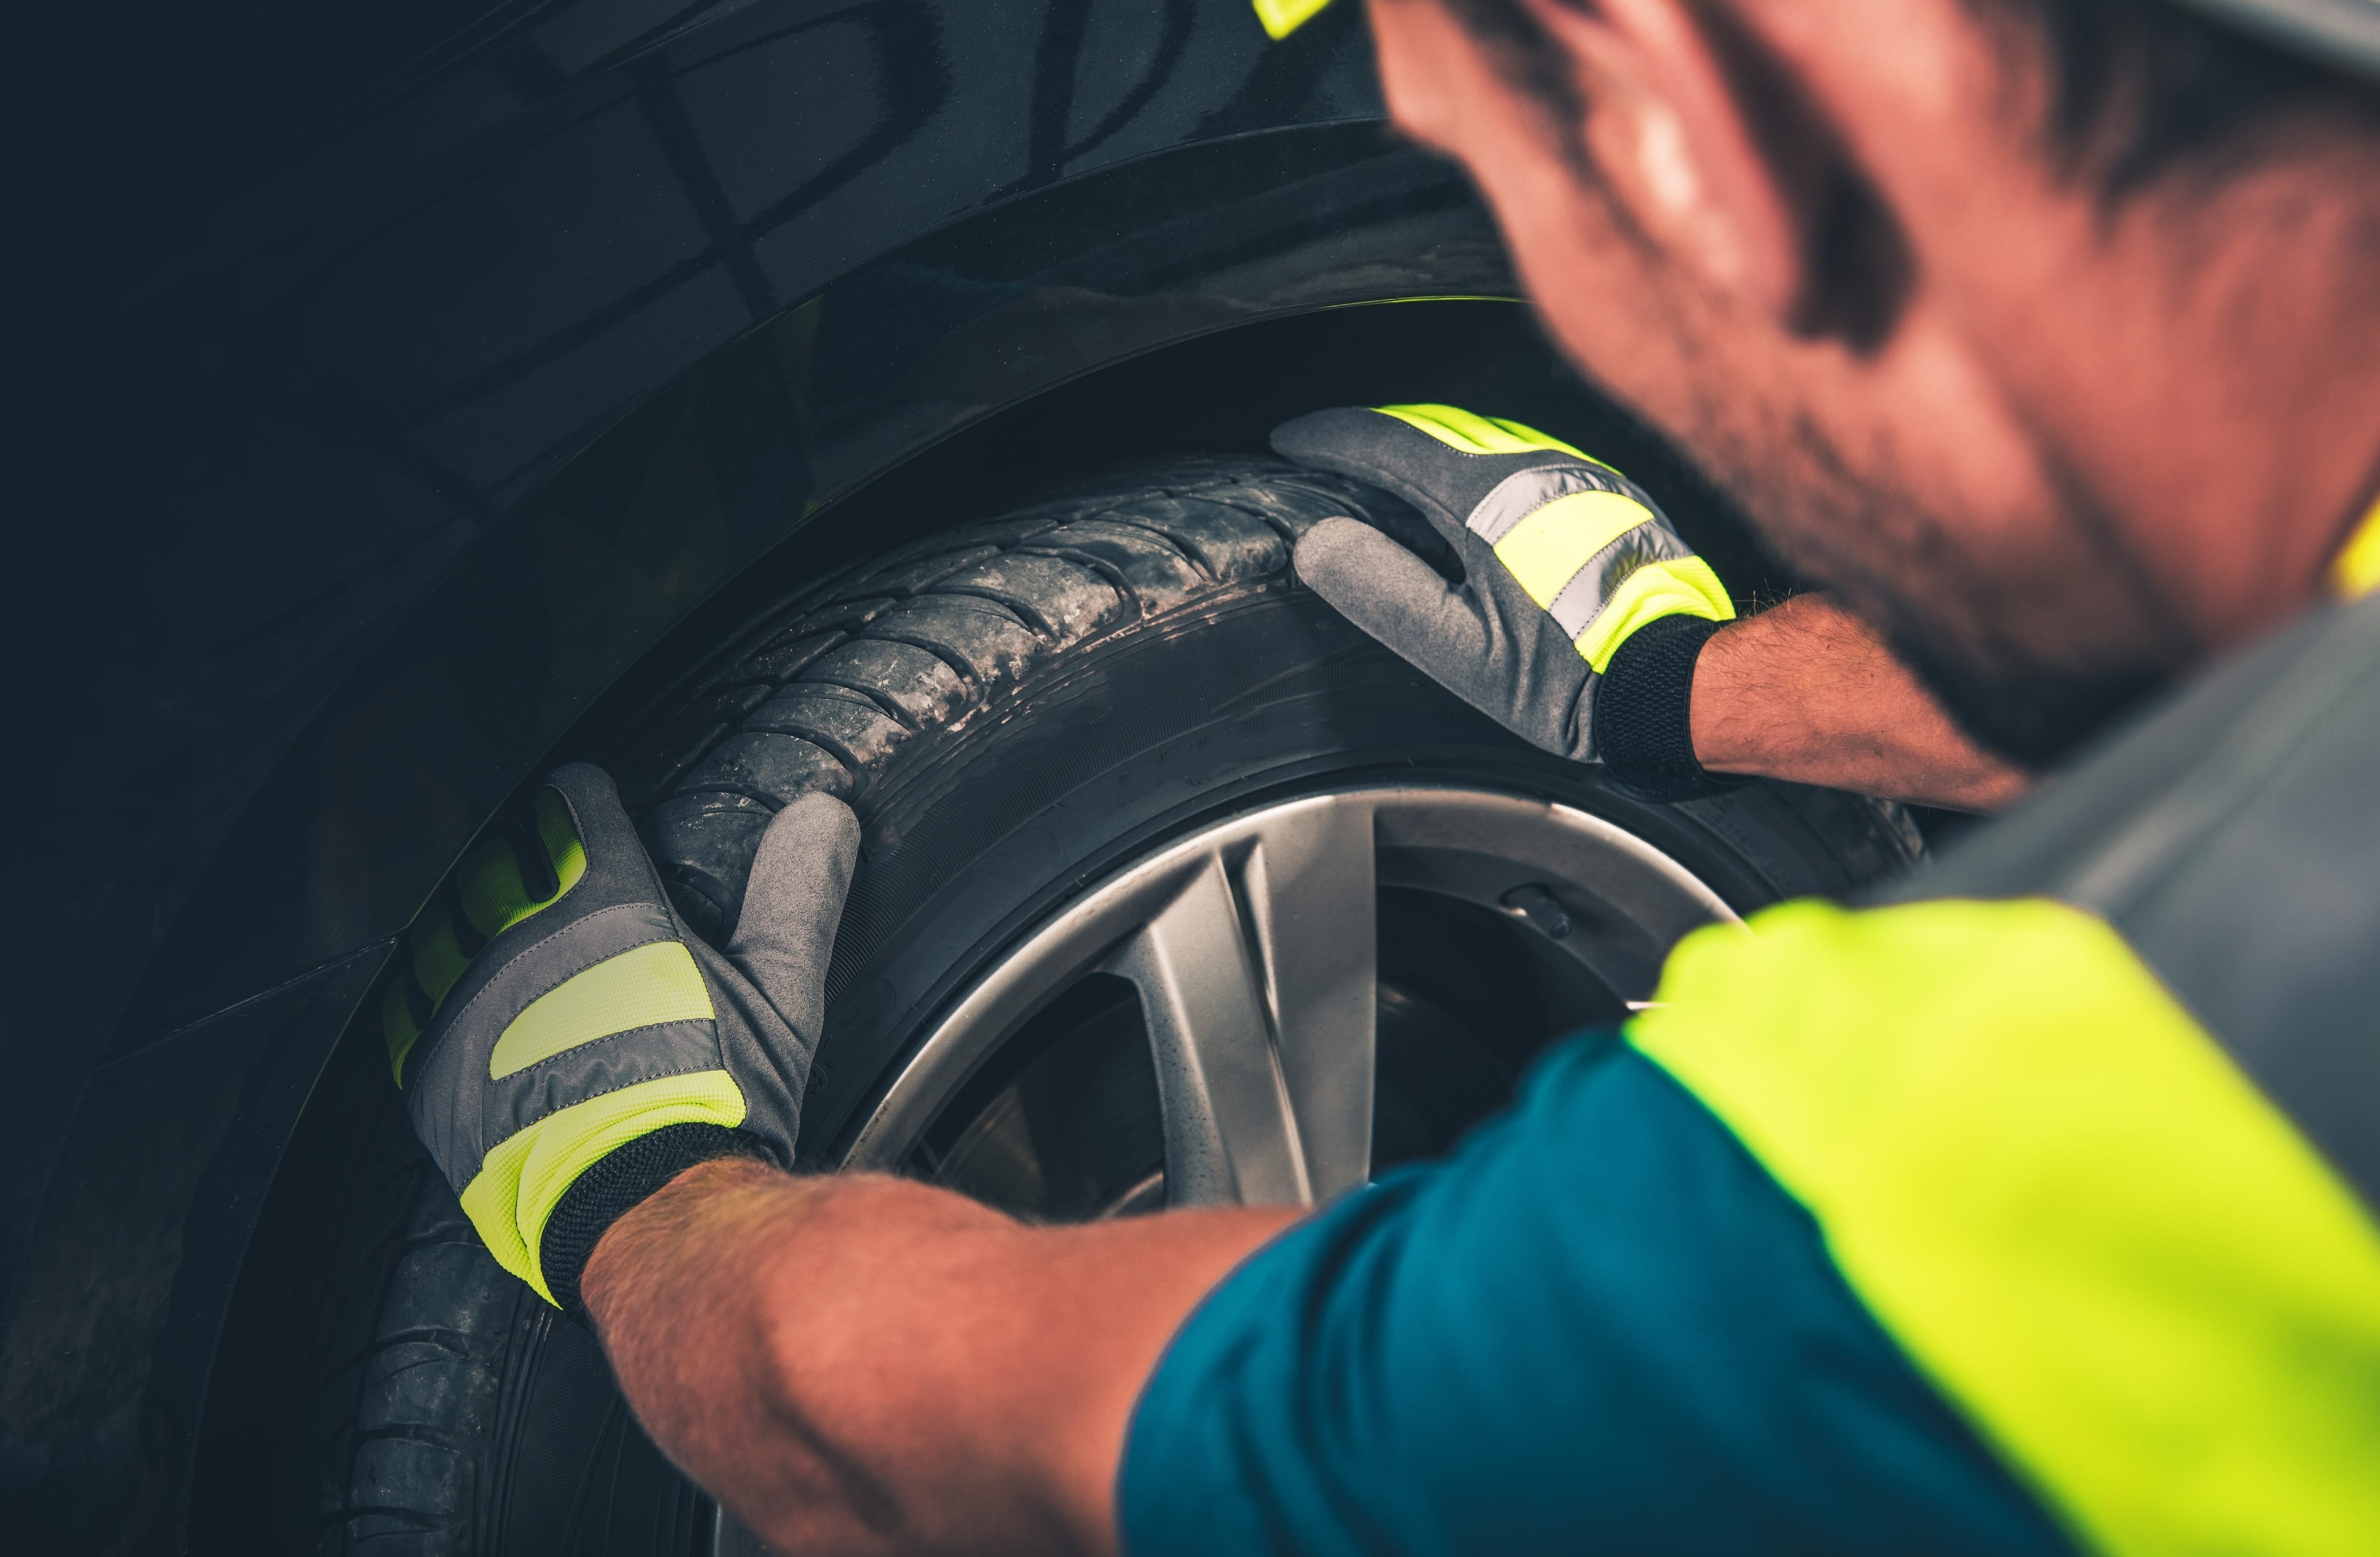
[1368,0,2223,766]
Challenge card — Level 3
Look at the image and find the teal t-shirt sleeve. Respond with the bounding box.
[1115,1034,2074,1557]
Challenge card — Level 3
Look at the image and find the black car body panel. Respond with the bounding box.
[5,1,1524,1547]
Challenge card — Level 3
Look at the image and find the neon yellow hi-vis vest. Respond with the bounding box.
[1618,587,2380,1556]
[2332,492,2380,599]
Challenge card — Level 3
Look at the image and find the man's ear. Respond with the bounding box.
[1519,0,1842,330]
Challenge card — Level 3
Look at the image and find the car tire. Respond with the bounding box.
[296,456,1921,1555]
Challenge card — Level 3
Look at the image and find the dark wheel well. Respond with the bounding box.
[569,299,1798,780]
[189,299,1819,1552]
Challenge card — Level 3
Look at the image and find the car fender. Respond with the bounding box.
[1,3,1514,1547]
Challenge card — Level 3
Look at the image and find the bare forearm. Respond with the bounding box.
[582,1159,1299,1557]
[1690,594,2030,812]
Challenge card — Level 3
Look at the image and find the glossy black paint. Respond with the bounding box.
[5,1,1545,1547]
[121,129,1508,1051]
[4,952,392,1556]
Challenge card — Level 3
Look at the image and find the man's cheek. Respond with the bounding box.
[1516,233,1691,412]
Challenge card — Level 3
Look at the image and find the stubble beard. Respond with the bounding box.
[1685,392,2180,771]
[1523,180,2187,771]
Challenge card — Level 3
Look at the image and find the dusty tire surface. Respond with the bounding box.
[288,1073,708,1557]
[285,456,1921,1555]
[622,454,1918,1154]
[624,457,1440,939]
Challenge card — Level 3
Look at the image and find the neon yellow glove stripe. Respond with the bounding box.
[1572,556,1734,670]
[536,789,589,901]
[460,1069,748,1305]
[458,839,533,941]
[2332,495,2380,600]
[400,783,597,1080]
[1630,898,2380,1557]
[1374,403,1602,463]
[384,979,423,1086]
[488,939,716,1080]
[1254,0,1334,40]
[1491,491,1660,608]
[459,788,593,938]
[411,912,471,1007]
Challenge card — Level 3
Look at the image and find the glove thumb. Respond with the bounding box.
[724,790,861,1043]
[1297,516,1494,676]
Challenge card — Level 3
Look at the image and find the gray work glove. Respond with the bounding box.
[385,762,858,1312]
[1276,404,1740,794]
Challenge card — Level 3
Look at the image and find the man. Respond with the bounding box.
[397,1,2380,1552]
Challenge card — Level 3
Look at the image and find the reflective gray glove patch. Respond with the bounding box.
[1274,404,1738,792]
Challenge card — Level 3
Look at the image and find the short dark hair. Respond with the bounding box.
[1962,0,2365,192]
[1435,0,2375,197]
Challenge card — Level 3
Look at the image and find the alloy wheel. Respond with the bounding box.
[845,786,1741,1209]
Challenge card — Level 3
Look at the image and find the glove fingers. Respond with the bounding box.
[725,790,862,1044]
[538,762,672,911]
[1297,517,1498,690]
[1272,407,1482,547]
[398,762,666,1091]
[1300,518,1599,760]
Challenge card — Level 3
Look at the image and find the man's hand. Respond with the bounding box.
[1277,404,2029,811]
[1277,403,1740,799]
[584,1163,1299,1556]
[389,765,1297,1554]
[390,762,858,1314]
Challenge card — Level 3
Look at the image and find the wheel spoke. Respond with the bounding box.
[1105,796,1378,1207]
[1239,797,1378,1201]
[1108,856,1308,1206]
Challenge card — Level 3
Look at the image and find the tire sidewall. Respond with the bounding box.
[800,577,1911,1156]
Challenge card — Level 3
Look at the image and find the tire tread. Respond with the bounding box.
[638,458,1414,938]
[300,457,1922,1557]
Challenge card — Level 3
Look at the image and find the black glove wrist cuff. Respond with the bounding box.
[540,1122,772,1324]
[1592,615,1748,803]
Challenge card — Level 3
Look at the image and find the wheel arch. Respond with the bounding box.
[150,149,1527,1557]
[7,5,1518,1541]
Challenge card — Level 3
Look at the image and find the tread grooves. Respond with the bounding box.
[317,1505,445,1533]
[802,675,925,731]
[939,583,1062,637]
[630,458,1387,954]
[739,720,869,775]
[1010,546,1136,599]
[860,633,1001,694]
[1082,518,1216,578]
[348,1326,473,1365]
[674,784,784,813]
[1204,498,1300,542]
[349,1423,482,1453]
